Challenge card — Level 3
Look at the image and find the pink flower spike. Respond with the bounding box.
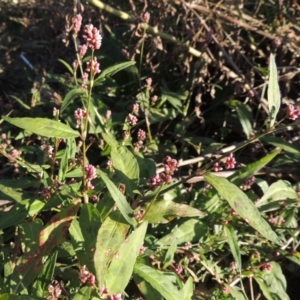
[83,24,102,50]
[287,104,300,120]
[126,113,138,126]
[213,162,223,172]
[73,14,82,34]
[225,153,236,169]
[85,164,97,181]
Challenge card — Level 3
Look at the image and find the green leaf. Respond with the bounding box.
[79,203,102,274]
[163,238,177,269]
[135,153,156,179]
[179,277,194,300]
[224,225,242,272]
[236,103,253,139]
[101,132,119,148]
[268,53,281,128]
[256,180,297,208]
[228,286,247,300]
[95,61,136,83]
[32,251,58,297]
[94,211,130,290]
[106,222,148,294]
[58,58,74,74]
[11,203,79,293]
[142,199,206,224]
[58,138,76,181]
[97,169,136,226]
[0,200,45,230]
[261,136,300,154]
[0,184,30,203]
[133,273,164,300]
[256,262,289,300]
[61,88,86,113]
[158,219,207,246]
[161,89,184,113]
[134,263,183,300]
[19,219,44,253]
[9,95,31,110]
[111,146,139,198]
[69,219,91,268]
[204,172,282,244]
[229,148,281,187]
[0,295,44,300]
[2,117,80,138]
[73,286,92,300]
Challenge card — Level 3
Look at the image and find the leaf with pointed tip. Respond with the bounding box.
[204,172,282,245]
[158,219,207,246]
[97,169,136,226]
[95,61,136,83]
[134,263,183,300]
[133,273,164,300]
[2,117,79,138]
[268,53,281,128]
[94,211,130,290]
[105,222,148,294]
[142,199,206,224]
[179,277,194,300]
[224,225,241,272]
[229,149,281,186]
[79,204,101,273]
[11,203,79,293]
[111,146,139,198]
[60,88,86,113]
[69,219,91,268]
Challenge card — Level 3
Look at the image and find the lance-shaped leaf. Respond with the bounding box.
[105,221,148,294]
[95,61,136,83]
[268,53,281,128]
[133,273,164,300]
[79,203,101,274]
[228,149,281,186]
[60,88,86,113]
[224,225,242,272]
[97,169,136,226]
[69,218,89,268]
[204,172,282,245]
[0,295,44,300]
[157,219,208,246]
[134,263,183,300]
[94,211,130,290]
[111,146,139,198]
[11,203,80,293]
[2,117,80,138]
[142,199,206,224]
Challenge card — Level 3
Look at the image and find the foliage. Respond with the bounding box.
[0,0,300,299]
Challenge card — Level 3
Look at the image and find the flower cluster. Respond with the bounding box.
[84,164,97,190]
[83,24,102,50]
[73,14,82,34]
[163,156,179,175]
[240,176,255,191]
[47,280,62,300]
[225,153,236,169]
[70,16,102,90]
[74,108,87,127]
[86,57,100,75]
[134,129,147,152]
[80,265,95,285]
[126,113,138,126]
[287,104,300,120]
[149,156,179,189]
